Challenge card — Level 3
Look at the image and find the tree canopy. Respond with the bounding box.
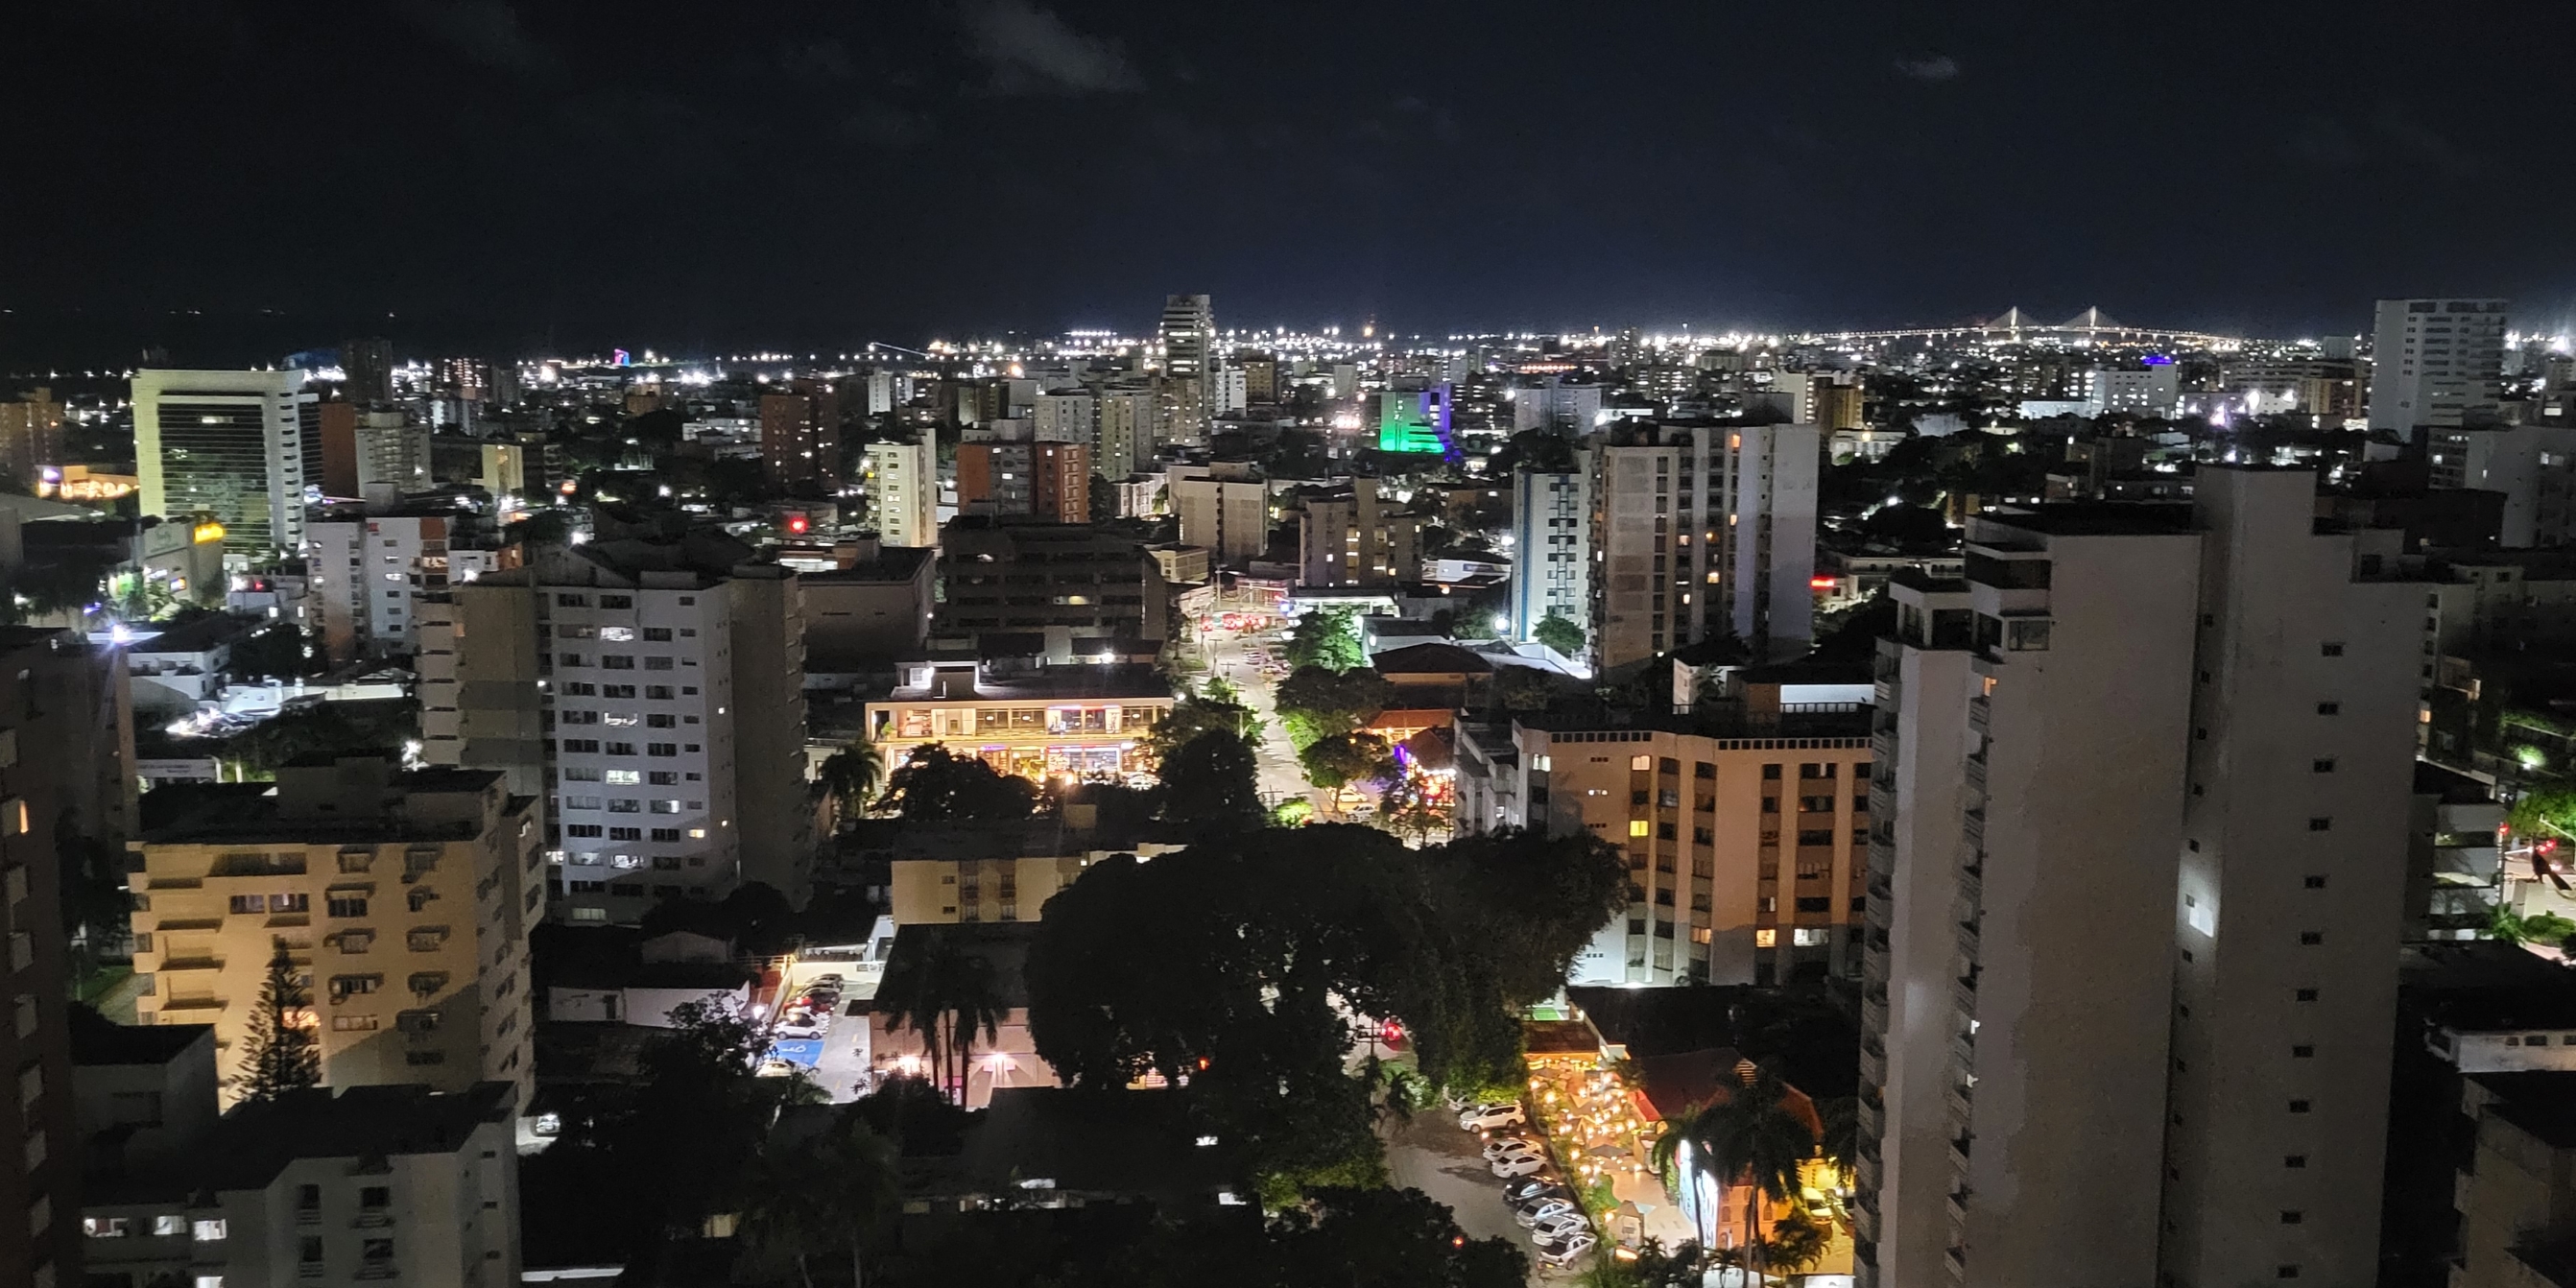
[1149,678,1264,759]
[880,744,1038,822]
[1284,608,1367,673]
[1299,731,1396,791]
[1025,826,1626,1198]
[1274,665,1392,750]
[1532,611,1586,657]
[1159,729,1267,833]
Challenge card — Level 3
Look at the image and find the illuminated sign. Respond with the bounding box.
[191,522,227,545]
[612,348,632,367]
[786,513,810,536]
[1809,577,1838,589]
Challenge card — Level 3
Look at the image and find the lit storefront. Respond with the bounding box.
[865,659,1175,781]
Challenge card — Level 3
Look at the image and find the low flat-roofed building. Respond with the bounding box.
[864,657,1173,780]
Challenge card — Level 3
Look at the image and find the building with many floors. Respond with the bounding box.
[1587,421,1820,670]
[127,757,541,1110]
[1294,477,1423,587]
[1853,469,2421,1288]
[417,533,812,923]
[2371,297,2509,436]
[131,369,320,559]
[864,656,1173,782]
[1461,670,1870,988]
[865,437,940,548]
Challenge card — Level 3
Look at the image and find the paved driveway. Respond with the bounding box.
[1382,1109,1579,1283]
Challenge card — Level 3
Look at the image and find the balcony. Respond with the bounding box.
[159,957,222,972]
[354,1211,395,1228]
[1967,696,1990,733]
[1960,807,1985,849]
[1963,753,1987,796]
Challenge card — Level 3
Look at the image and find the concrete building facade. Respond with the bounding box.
[1295,477,1423,587]
[127,758,542,1109]
[865,437,940,548]
[1510,466,1592,650]
[2370,298,2509,435]
[131,369,318,558]
[1587,422,1821,671]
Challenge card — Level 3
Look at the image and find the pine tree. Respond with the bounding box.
[236,937,319,1103]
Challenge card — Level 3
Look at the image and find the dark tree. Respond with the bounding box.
[235,938,319,1104]
[1158,729,1266,833]
[1283,608,1366,673]
[1147,679,1263,758]
[879,744,1038,822]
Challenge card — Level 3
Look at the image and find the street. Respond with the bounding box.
[1192,623,1319,814]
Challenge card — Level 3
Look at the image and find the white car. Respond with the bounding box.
[774,1020,824,1040]
[1458,1103,1527,1132]
[1481,1138,1542,1162]
[1536,1233,1597,1266]
[1529,1213,1588,1244]
[1491,1153,1549,1178]
[1515,1198,1578,1227]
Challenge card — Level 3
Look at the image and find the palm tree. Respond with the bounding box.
[1760,1208,1830,1277]
[885,935,1007,1105]
[1651,1065,1814,1284]
[818,736,886,820]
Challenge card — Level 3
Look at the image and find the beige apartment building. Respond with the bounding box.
[129,757,543,1109]
[1466,672,1872,987]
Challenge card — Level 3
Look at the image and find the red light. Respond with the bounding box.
[786,514,810,536]
[1809,577,1838,589]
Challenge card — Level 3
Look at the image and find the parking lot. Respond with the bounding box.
[1382,1102,1596,1282]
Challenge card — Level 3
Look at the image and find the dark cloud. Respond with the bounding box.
[2282,113,2365,169]
[1894,54,1960,82]
[394,0,548,76]
[965,1,1142,95]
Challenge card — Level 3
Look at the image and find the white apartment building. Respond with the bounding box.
[1509,466,1591,647]
[422,537,811,923]
[307,513,514,661]
[1512,380,1604,433]
[866,437,940,548]
[1211,367,1249,415]
[2426,422,2576,547]
[1295,478,1422,587]
[2081,364,2182,417]
[2370,298,2509,435]
[1854,469,2420,1288]
[131,369,318,559]
[1587,422,1820,670]
[77,1069,520,1288]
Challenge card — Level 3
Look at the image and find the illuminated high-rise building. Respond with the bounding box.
[131,369,318,557]
[759,378,843,491]
[0,387,65,485]
[1586,421,1819,670]
[2370,298,2508,436]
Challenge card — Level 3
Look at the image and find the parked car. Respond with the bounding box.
[756,1059,798,1078]
[1515,1198,1579,1227]
[1459,1103,1527,1131]
[1491,1154,1549,1178]
[1529,1213,1588,1243]
[1536,1233,1598,1265]
[1502,1178,1566,1205]
[774,1019,824,1040]
[1482,1138,1543,1162]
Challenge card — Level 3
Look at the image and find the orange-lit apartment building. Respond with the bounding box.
[957,438,1090,523]
[1457,668,1872,987]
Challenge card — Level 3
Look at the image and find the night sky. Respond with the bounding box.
[8,0,2576,368]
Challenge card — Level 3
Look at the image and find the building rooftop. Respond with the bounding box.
[1369,641,1494,676]
[949,1086,1238,1205]
[874,921,1040,1012]
[91,1082,514,1203]
[1972,502,2197,538]
[881,662,1172,704]
[2415,761,2497,805]
[138,766,516,846]
[68,1007,210,1066]
[2403,942,2576,1033]
[2477,1072,2576,1150]
[1517,699,1871,743]
[800,545,936,585]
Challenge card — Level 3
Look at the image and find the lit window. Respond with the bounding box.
[1629,821,1651,838]
[1754,929,1777,948]
[193,1218,228,1241]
